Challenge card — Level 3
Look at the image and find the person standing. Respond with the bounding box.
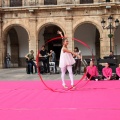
[25,50,37,74]
[5,53,11,68]
[73,47,82,75]
[58,30,80,88]
[39,46,50,73]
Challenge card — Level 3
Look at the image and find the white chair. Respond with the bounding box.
[49,62,56,73]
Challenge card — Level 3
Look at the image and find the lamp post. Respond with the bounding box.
[101,16,119,52]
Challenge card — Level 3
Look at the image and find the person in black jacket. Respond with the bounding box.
[109,51,115,59]
[39,46,50,73]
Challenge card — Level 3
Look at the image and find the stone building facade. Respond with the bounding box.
[0,0,120,68]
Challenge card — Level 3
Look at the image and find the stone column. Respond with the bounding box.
[0,38,7,68]
[64,16,73,51]
[75,0,80,4]
[94,0,99,3]
[29,18,38,59]
[0,13,5,68]
[0,25,2,68]
[100,30,111,58]
[1,0,9,7]
[57,0,63,4]
[6,0,10,7]
[65,0,73,4]
[0,0,2,6]
[22,0,30,6]
[22,0,25,6]
[1,0,6,7]
[39,0,44,5]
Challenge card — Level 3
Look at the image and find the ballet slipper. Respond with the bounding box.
[63,85,68,88]
[71,85,76,89]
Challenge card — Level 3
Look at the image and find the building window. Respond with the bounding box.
[10,0,22,7]
[80,0,93,4]
[44,0,57,5]
[106,0,110,2]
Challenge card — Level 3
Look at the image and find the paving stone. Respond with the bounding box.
[0,68,83,81]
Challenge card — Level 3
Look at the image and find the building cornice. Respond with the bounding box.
[1,2,120,12]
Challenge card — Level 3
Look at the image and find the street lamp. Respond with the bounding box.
[108,16,113,23]
[101,16,119,52]
[115,19,120,27]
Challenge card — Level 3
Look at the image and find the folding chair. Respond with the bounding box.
[49,62,56,73]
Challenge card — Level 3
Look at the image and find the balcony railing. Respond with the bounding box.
[44,0,57,5]
[1,0,120,7]
[10,0,22,7]
[80,0,93,4]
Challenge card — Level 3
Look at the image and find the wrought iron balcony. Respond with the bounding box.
[2,0,57,7]
[44,0,57,5]
[11,0,22,7]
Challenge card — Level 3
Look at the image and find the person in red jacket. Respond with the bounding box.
[102,63,112,80]
[116,64,120,80]
[86,60,99,80]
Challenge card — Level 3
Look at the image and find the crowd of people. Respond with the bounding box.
[86,61,120,81]
[24,46,120,83]
[39,46,58,73]
[25,46,58,74]
[6,29,119,88]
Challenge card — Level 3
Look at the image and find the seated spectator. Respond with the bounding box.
[109,51,115,59]
[102,63,112,80]
[25,50,37,74]
[49,50,57,73]
[86,60,99,80]
[116,64,120,80]
[39,46,50,73]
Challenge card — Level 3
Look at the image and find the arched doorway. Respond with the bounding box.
[38,24,64,65]
[5,25,29,67]
[114,25,120,63]
[74,23,100,60]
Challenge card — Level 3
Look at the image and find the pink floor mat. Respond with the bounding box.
[0,80,120,120]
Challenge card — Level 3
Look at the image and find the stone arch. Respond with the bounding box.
[38,22,65,65]
[2,23,30,67]
[3,23,30,41]
[114,25,120,63]
[37,21,66,38]
[73,20,102,59]
[73,18,103,39]
[8,28,19,66]
[37,22,65,49]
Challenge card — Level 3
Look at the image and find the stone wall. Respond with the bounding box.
[0,2,120,68]
[2,0,118,6]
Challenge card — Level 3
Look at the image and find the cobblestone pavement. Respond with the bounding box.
[0,68,83,81]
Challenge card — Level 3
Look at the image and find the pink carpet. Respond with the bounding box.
[0,80,120,120]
